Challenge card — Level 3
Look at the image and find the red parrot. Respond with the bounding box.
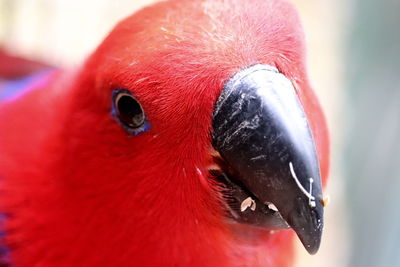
[0,0,330,266]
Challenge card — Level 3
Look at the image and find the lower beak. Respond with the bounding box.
[212,64,324,255]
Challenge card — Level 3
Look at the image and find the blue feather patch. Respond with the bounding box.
[0,70,54,102]
[0,213,10,266]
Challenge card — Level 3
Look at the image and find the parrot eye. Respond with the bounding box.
[112,89,148,134]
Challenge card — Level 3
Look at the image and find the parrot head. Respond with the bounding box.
[2,0,330,266]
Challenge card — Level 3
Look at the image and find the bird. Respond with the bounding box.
[0,0,330,266]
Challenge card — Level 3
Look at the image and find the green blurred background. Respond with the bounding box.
[345,0,400,266]
[1,0,399,266]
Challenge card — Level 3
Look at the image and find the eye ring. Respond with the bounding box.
[112,89,149,134]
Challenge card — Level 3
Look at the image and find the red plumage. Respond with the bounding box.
[0,0,329,266]
[0,49,49,80]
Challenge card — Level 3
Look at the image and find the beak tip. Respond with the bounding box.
[292,223,322,255]
[305,245,320,255]
[302,235,322,255]
[290,204,324,255]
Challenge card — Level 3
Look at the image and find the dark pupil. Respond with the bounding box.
[117,95,144,128]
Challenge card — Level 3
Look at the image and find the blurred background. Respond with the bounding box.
[1,0,399,266]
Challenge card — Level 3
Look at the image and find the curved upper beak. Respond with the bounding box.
[212,64,324,255]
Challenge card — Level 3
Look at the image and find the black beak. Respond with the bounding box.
[212,64,324,255]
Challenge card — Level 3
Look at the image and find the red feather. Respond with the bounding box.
[0,48,49,80]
